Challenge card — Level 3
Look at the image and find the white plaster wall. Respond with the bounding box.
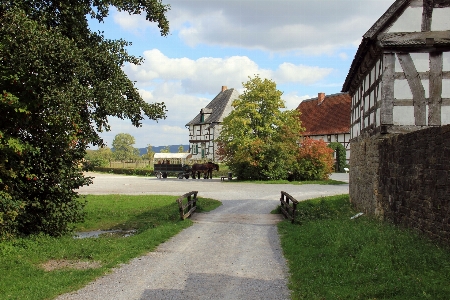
[410,53,429,72]
[376,109,381,127]
[442,106,450,125]
[364,96,369,111]
[394,79,413,99]
[431,8,450,31]
[371,67,376,84]
[387,6,422,33]
[442,79,450,98]
[395,55,403,72]
[352,124,359,139]
[421,79,429,98]
[393,106,415,125]
[443,52,450,71]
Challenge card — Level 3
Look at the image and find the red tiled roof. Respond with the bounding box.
[296,92,351,136]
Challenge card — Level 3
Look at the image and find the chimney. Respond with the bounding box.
[221,86,228,92]
[318,92,325,104]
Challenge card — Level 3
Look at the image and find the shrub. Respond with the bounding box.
[328,142,347,172]
[291,138,334,181]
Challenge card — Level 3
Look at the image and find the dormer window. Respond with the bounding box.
[200,108,212,123]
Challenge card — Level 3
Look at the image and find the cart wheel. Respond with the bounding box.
[156,172,161,179]
[178,173,183,179]
[162,172,168,178]
[184,174,189,179]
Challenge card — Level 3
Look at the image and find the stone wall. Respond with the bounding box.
[349,125,450,244]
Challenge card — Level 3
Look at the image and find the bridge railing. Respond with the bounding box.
[177,191,198,220]
[280,191,299,223]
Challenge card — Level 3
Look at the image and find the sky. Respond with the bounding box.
[87,0,395,148]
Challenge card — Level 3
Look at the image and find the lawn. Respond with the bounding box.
[278,194,450,299]
[0,195,221,300]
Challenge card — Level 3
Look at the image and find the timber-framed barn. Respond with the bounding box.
[343,0,450,138]
[186,86,239,161]
[342,0,450,221]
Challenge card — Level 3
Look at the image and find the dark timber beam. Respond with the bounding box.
[397,53,427,126]
[429,52,443,125]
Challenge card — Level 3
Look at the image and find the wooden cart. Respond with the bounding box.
[153,153,193,179]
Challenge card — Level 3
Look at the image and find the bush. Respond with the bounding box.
[93,167,155,176]
[328,142,347,172]
[291,138,334,181]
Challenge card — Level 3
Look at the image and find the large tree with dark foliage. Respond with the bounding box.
[0,0,169,238]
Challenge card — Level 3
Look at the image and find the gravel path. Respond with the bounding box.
[56,173,349,300]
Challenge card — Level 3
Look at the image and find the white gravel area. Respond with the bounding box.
[56,173,349,300]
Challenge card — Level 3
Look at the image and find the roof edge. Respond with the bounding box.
[342,0,411,93]
[300,92,349,104]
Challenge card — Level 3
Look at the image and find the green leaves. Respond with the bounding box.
[112,133,140,162]
[0,1,169,238]
[217,75,303,180]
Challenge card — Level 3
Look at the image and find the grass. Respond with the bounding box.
[278,194,450,299]
[0,195,221,300]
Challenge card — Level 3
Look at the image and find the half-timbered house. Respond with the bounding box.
[186,86,239,161]
[296,92,351,163]
[342,0,450,138]
[342,0,450,216]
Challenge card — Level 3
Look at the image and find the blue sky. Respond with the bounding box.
[88,0,394,148]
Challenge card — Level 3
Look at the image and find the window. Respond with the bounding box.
[192,144,198,155]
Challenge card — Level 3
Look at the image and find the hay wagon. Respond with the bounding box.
[153,153,192,179]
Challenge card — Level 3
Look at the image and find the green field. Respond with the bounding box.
[0,195,221,300]
[278,194,450,299]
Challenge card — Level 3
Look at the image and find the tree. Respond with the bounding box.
[160,146,170,153]
[291,138,334,181]
[112,133,139,162]
[178,145,185,153]
[0,1,169,237]
[85,146,113,167]
[328,142,347,172]
[142,144,155,161]
[216,76,303,180]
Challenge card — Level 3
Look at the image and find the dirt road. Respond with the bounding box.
[57,173,349,299]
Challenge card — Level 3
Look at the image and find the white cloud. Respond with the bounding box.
[283,93,311,110]
[274,63,333,85]
[112,10,160,35]
[98,117,189,148]
[169,0,393,54]
[338,52,349,60]
[111,0,393,54]
[124,49,333,94]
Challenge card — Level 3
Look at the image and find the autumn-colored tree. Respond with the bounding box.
[216,76,303,180]
[291,138,334,181]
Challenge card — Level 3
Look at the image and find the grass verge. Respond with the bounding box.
[278,194,450,299]
[0,195,221,300]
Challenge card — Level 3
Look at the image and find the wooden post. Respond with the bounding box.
[292,202,297,224]
[187,195,192,213]
[280,191,299,223]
